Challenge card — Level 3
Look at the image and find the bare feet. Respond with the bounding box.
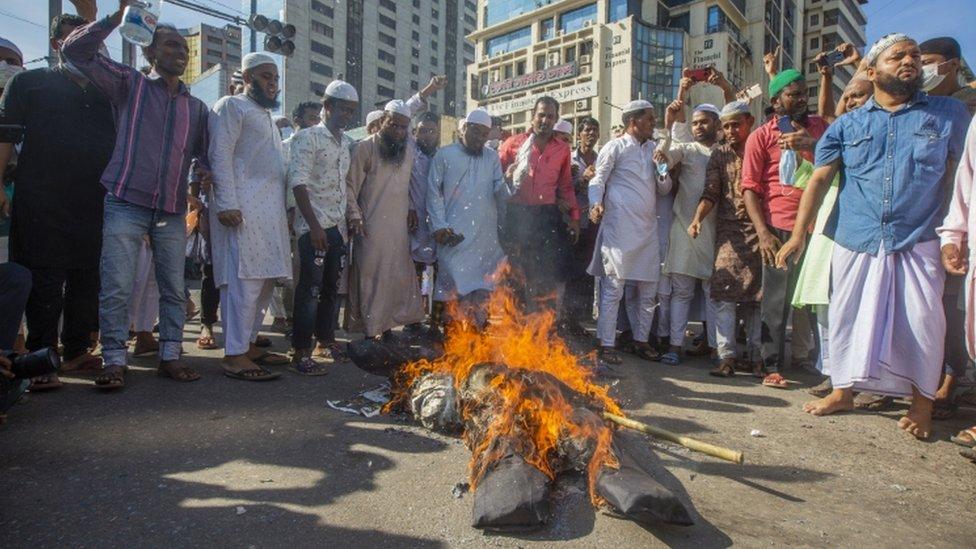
[898,388,933,440]
[803,388,855,416]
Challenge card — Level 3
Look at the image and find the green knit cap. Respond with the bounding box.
[769,69,804,98]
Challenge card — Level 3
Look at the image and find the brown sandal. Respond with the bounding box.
[95,367,126,390]
[709,358,736,377]
[157,360,201,382]
[196,334,219,350]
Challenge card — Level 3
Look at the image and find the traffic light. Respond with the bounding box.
[249,14,295,57]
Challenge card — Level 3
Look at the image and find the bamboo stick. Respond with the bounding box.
[602,412,744,465]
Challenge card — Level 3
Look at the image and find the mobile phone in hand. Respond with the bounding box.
[686,68,711,82]
[817,50,845,67]
[777,115,796,134]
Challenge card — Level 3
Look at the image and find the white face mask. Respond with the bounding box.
[922,62,947,92]
[0,60,24,89]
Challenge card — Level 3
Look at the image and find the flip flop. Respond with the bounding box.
[288,358,329,376]
[250,352,290,367]
[660,351,681,366]
[709,359,736,377]
[253,336,272,348]
[94,367,126,391]
[762,372,788,389]
[157,361,202,382]
[597,347,623,365]
[29,374,63,391]
[223,366,281,381]
[196,335,219,350]
[950,427,976,448]
[632,344,663,362]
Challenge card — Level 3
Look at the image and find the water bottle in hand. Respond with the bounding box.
[120,1,162,46]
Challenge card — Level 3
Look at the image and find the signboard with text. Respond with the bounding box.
[485,62,579,97]
[484,81,598,116]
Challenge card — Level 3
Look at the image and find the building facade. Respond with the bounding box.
[189,63,235,109]
[180,23,243,86]
[800,0,868,102]
[467,1,809,140]
[243,0,476,121]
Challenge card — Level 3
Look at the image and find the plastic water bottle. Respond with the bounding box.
[120,1,162,46]
[656,161,669,178]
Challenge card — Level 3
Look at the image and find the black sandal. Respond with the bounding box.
[223,366,281,381]
[95,366,126,390]
[597,346,623,365]
[709,359,736,377]
[631,343,662,362]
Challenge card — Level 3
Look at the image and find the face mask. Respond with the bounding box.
[0,61,24,89]
[921,63,946,92]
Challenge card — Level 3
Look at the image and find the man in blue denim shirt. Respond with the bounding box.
[777,34,970,440]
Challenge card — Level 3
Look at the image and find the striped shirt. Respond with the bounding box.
[62,17,209,214]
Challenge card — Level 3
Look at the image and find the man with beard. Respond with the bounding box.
[778,34,970,439]
[62,4,210,389]
[409,111,440,286]
[0,14,114,389]
[287,79,359,373]
[427,109,510,325]
[563,117,600,332]
[660,103,722,365]
[208,53,292,381]
[587,101,672,365]
[741,68,829,389]
[688,102,762,377]
[345,100,427,339]
[499,97,579,312]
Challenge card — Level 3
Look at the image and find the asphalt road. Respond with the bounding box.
[1,314,975,548]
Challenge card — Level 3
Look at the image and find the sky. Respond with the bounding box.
[1,0,974,71]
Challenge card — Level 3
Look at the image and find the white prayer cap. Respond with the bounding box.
[553,119,573,134]
[865,33,912,66]
[622,99,653,115]
[384,99,411,118]
[719,101,751,120]
[242,52,277,71]
[0,37,23,64]
[464,108,493,129]
[365,110,385,127]
[693,103,721,117]
[325,79,359,102]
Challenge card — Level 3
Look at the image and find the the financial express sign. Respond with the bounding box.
[485,62,579,97]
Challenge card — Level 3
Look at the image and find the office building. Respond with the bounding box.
[801,0,868,101]
[189,63,235,109]
[180,23,243,85]
[243,0,477,120]
[467,1,810,138]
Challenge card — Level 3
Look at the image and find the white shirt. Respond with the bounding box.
[208,94,291,285]
[287,124,354,237]
[587,133,672,281]
[663,140,717,279]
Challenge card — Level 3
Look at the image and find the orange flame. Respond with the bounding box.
[386,265,620,505]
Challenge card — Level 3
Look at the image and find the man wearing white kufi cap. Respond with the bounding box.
[587,100,672,365]
[427,109,513,323]
[345,77,447,338]
[657,99,723,365]
[208,51,291,380]
[285,78,361,371]
[553,119,573,143]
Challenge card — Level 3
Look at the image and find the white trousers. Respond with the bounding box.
[128,240,159,333]
[713,301,761,360]
[220,276,275,356]
[655,273,672,339]
[598,275,658,347]
[669,273,717,347]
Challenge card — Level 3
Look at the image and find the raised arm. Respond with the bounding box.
[61,8,133,105]
[814,53,837,123]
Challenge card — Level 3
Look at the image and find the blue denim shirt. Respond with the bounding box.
[815,92,970,255]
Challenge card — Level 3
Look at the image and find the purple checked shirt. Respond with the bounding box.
[62,17,209,214]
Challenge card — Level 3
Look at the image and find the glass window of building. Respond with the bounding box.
[565,45,576,63]
[311,60,333,77]
[311,0,334,18]
[485,26,532,57]
[378,67,395,81]
[412,64,419,75]
[579,40,593,57]
[810,36,819,50]
[378,49,396,64]
[379,14,396,29]
[535,53,546,70]
[516,60,526,75]
[379,32,396,47]
[810,13,819,26]
[379,0,396,12]
[540,18,555,41]
[560,4,597,34]
[377,84,395,98]
[485,0,557,27]
[666,12,690,33]
[311,40,334,58]
[631,25,684,119]
[608,0,629,22]
[413,14,420,24]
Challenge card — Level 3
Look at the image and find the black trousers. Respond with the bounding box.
[200,262,220,326]
[0,262,31,351]
[24,266,98,359]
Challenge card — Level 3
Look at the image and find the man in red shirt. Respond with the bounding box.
[498,97,580,311]
[741,69,829,388]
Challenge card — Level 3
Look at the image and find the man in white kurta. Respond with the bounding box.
[660,103,721,364]
[427,110,510,323]
[209,54,291,378]
[587,101,672,364]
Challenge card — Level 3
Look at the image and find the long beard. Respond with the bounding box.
[417,140,438,157]
[378,131,406,161]
[875,71,921,98]
[248,85,280,109]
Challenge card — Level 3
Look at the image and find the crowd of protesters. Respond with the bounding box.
[3,2,976,461]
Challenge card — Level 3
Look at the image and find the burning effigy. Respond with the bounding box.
[347,272,739,531]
